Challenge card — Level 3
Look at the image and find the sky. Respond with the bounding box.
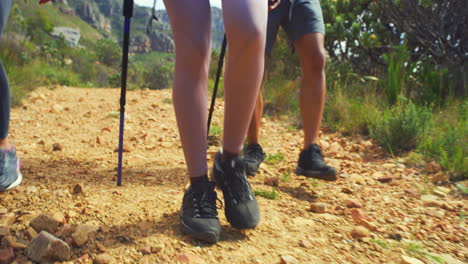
[134,0,222,9]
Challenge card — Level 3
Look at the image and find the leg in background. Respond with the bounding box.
[0,0,13,149]
[294,33,327,149]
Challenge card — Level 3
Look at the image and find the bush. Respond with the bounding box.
[94,39,122,67]
[418,101,467,180]
[370,100,431,154]
[144,65,173,90]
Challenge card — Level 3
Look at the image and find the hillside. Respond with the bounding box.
[1,86,466,264]
[64,0,225,52]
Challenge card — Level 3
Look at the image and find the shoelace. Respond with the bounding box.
[192,191,218,218]
[223,162,252,200]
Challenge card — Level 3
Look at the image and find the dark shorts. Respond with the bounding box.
[266,0,325,55]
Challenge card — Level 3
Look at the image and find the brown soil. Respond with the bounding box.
[3,86,467,264]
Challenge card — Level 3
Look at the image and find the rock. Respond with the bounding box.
[320,140,330,150]
[138,246,152,255]
[341,187,353,194]
[18,213,37,225]
[25,231,70,263]
[264,176,279,187]
[25,227,38,240]
[72,183,84,194]
[280,255,299,264]
[310,203,328,214]
[96,241,107,252]
[0,247,14,264]
[0,227,9,238]
[55,224,76,238]
[351,209,371,223]
[351,226,370,239]
[52,143,63,151]
[350,209,378,231]
[426,210,445,218]
[329,142,343,153]
[421,195,443,207]
[71,222,99,247]
[431,172,448,183]
[434,186,451,195]
[115,144,133,153]
[405,188,421,198]
[0,213,16,227]
[388,233,402,241]
[174,252,206,264]
[9,241,26,249]
[426,161,442,174]
[377,177,393,183]
[30,214,61,233]
[400,255,424,264]
[298,239,313,249]
[382,163,396,169]
[348,174,365,184]
[51,212,66,225]
[66,210,77,219]
[427,253,465,264]
[93,254,116,264]
[345,199,363,208]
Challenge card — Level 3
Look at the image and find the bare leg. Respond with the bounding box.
[246,64,266,145]
[294,33,327,149]
[221,0,268,157]
[163,0,212,178]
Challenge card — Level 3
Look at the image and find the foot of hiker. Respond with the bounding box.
[244,143,266,176]
[180,181,221,243]
[212,152,260,229]
[295,144,337,181]
[0,146,22,192]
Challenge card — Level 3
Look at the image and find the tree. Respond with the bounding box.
[374,0,467,96]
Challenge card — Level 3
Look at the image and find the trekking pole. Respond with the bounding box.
[117,0,134,186]
[207,35,227,136]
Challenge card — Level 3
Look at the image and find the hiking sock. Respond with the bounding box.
[190,174,209,184]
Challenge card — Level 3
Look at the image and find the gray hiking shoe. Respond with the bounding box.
[295,144,337,181]
[0,147,22,192]
[212,152,260,229]
[243,144,266,176]
[180,181,221,243]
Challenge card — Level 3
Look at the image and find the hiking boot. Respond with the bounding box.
[295,144,337,181]
[0,147,22,192]
[244,144,266,176]
[180,181,221,243]
[212,152,260,229]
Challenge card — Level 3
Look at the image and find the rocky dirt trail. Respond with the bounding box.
[0,86,466,264]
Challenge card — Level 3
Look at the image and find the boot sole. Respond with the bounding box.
[3,159,23,191]
[295,167,337,181]
[212,163,260,230]
[180,220,220,243]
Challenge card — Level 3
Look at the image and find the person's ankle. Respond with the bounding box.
[0,138,10,149]
[190,174,209,184]
[221,149,239,161]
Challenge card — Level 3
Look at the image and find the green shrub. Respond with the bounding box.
[144,65,173,90]
[418,101,467,180]
[370,100,431,154]
[94,39,122,67]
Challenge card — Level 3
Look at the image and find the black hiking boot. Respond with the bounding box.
[243,144,266,176]
[295,144,337,181]
[180,181,221,243]
[212,152,260,229]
